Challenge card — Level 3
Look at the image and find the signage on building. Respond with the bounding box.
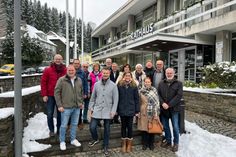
[216,41,223,62]
[130,23,154,40]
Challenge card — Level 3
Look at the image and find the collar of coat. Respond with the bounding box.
[65,75,78,82]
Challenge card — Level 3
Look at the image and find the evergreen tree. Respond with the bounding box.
[59,12,66,36]
[41,3,51,33]
[51,8,60,33]
[85,23,93,52]
[76,19,82,51]
[1,34,14,63]
[4,0,14,34]
[34,1,43,30]
[21,0,31,24]
[1,34,44,66]
[28,0,34,25]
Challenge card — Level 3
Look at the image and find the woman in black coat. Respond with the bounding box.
[117,72,140,153]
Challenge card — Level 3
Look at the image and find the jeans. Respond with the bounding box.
[46,96,61,133]
[83,98,89,121]
[120,116,133,138]
[90,118,110,148]
[59,108,80,142]
[161,112,180,144]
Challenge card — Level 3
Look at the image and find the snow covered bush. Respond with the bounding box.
[200,61,236,88]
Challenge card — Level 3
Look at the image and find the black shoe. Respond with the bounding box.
[114,120,120,124]
[172,144,178,152]
[49,131,55,137]
[142,145,147,150]
[104,147,109,156]
[88,139,99,147]
[149,145,154,151]
[161,140,172,149]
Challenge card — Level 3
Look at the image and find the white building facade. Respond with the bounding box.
[91,0,236,82]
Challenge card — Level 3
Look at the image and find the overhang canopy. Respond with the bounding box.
[126,33,215,52]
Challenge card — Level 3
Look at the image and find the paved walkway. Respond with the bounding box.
[50,111,236,157]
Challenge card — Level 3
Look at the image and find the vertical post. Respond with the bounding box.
[81,0,84,63]
[14,0,22,156]
[66,0,69,66]
[74,0,77,59]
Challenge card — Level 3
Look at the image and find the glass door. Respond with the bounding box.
[185,49,196,82]
[169,51,179,78]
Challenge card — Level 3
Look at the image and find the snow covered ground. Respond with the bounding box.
[21,112,236,157]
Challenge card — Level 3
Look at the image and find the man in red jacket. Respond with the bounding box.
[41,54,67,136]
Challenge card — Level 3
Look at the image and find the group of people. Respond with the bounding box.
[40,54,183,156]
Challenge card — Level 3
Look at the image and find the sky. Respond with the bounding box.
[39,0,128,27]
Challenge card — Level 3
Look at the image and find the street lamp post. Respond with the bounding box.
[14,0,22,156]
[81,0,84,63]
[66,0,69,66]
[74,0,77,59]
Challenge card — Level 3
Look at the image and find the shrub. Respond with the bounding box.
[200,61,236,88]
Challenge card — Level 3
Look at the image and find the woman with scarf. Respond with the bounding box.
[138,77,160,150]
[117,72,140,153]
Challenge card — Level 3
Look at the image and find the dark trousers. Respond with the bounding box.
[90,118,110,148]
[46,96,61,133]
[142,131,154,147]
[83,98,90,122]
[120,116,133,138]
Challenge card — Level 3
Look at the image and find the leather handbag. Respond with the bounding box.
[147,118,163,134]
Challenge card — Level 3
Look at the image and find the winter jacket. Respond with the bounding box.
[88,71,103,93]
[158,79,183,118]
[40,63,66,96]
[76,68,88,95]
[89,79,119,119]
[110,70,119,83]
[117,80,140,116]
[138,87,160,131]
[54,75,83,108]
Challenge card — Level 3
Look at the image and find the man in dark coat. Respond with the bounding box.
[158,68,183,152]
[110,62,120,124]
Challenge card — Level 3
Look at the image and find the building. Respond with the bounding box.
[47,31,67,59]
[22,24,57,61]
[91,0,236,82]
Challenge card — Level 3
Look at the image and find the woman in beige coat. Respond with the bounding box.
[137,77,160,150]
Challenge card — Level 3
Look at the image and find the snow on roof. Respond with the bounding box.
[47,31,66,44]
[23,25,56,46]
[0,85,40,98]
[0,107,14,119]
[184,87,236,96]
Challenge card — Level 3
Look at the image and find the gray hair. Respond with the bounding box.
[135,64,143,69]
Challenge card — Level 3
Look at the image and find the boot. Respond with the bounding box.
[126,138,133,153]
[121,138,127,153]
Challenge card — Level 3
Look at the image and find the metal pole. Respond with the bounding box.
[66,0,69,65]
[74,0,77,59]
[81,0,84,63]
[14,0,22,156]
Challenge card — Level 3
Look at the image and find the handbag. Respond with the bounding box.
[147,118,163,134]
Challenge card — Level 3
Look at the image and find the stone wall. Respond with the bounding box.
[184,91,236,123]
[0,91,45,157]
[0,74,42,93]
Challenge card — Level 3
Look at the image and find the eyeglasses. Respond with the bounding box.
[83,66,88,68]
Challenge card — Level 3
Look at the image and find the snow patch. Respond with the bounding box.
[0,85,40,97]
[0,107,14,119]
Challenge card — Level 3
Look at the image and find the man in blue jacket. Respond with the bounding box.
[73,59,88,129]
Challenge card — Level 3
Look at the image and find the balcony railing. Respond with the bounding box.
[92,0,236,60]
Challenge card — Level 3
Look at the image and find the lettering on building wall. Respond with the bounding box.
[130,23,154,40]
